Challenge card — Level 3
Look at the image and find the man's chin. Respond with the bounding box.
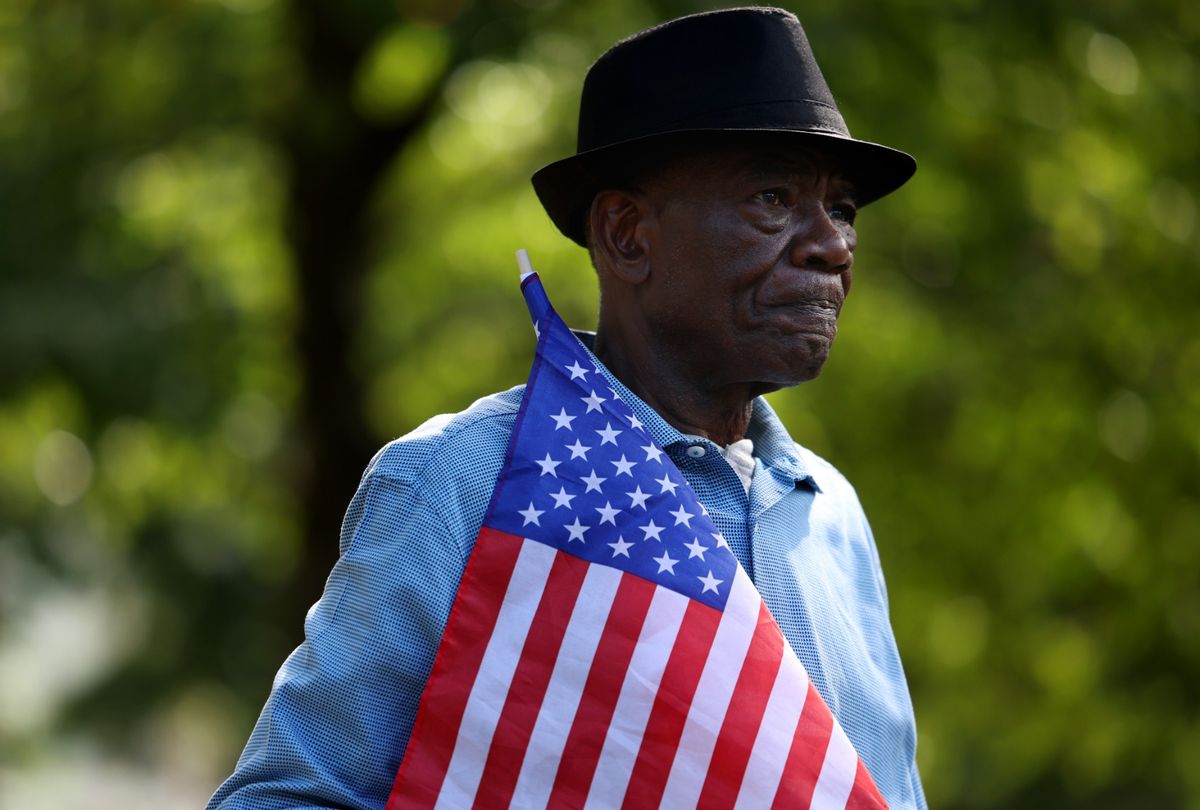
[745,352,831,395]
[775,334,834,383]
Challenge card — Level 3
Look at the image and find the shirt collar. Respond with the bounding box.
[570,330,820,491]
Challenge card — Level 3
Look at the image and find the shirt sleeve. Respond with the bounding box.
[207,472,467,810]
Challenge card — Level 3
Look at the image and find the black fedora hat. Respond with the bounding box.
[531,7,917,246]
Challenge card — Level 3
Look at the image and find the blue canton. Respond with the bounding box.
[488,275,736,610]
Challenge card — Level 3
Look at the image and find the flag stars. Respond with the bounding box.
[549,487,576,509]
[595,501,620,526]
[642,444,664,463]
[670,505,694,527]
[611,454,636,477]
[509,283,743,608]
[536,453,561,477]
[698,570,723,594]
[518,502,544,526]
[640,520,664,542]
[608,536,633,558]
[582,391,605,413]
[595,422,622,445]
[654,551,679,575]
[549,408,576,431]
[564,518,590,543]
[581,469,607,493]
[626,486,651,510]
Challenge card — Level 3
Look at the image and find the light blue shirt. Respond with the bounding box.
[208,338,927,809]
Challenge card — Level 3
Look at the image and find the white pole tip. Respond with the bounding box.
[515,248,535,280]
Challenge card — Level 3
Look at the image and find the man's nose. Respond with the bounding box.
[788,209,854,272]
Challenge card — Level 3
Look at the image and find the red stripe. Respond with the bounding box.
[770,680,834,810]
[620,599,723,809]
[386,528,526,809]
[695,602,785,809]
[471,550,591,808]
[546,573,657,807]
[846,759,890,810]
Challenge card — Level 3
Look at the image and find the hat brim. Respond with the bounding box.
[531,128,917,247]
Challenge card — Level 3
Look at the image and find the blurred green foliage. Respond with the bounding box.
[1,0,1197,807]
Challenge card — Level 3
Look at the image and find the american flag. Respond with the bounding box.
[386,267,887,809]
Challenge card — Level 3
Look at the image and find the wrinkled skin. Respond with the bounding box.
[590,138,858,446]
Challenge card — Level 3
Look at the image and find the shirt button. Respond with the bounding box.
[686,445,706,458]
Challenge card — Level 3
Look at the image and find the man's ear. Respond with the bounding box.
[589,189,654,284]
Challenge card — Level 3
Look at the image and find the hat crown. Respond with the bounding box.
[578,7,850,152]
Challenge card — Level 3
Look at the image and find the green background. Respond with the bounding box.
[1,0,1197,807]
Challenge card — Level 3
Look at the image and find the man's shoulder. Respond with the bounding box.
[790,441,862,505]
[363,384,525,488]
[752,396,860,503]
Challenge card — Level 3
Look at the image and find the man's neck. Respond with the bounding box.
[592,326,755,447]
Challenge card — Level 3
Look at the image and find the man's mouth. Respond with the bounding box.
[777,299,841,316]
[753,301,841,340]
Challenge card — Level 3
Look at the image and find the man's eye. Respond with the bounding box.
[830,203,857,224]
[756,189,787,206]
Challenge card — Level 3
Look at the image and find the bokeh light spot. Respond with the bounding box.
[354,25,451,123]
[33,430,93,506]
[1148,177,1197,244]
[1086,32,1139,96]
[1098,388,1152,462]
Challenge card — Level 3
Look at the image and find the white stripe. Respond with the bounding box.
[582,586,690,809]
[810,719,859,810]
[435,540,557,810]
[658,568,762,807]
[732,650,812,810]
[508,563,624,807]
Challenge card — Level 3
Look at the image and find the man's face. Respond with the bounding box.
[634,140,859,395]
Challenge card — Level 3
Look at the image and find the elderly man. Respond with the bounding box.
[210,7,926,809]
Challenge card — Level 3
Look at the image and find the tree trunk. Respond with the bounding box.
[279,0,448,628]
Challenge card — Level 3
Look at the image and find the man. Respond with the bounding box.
[210,7,926,809]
